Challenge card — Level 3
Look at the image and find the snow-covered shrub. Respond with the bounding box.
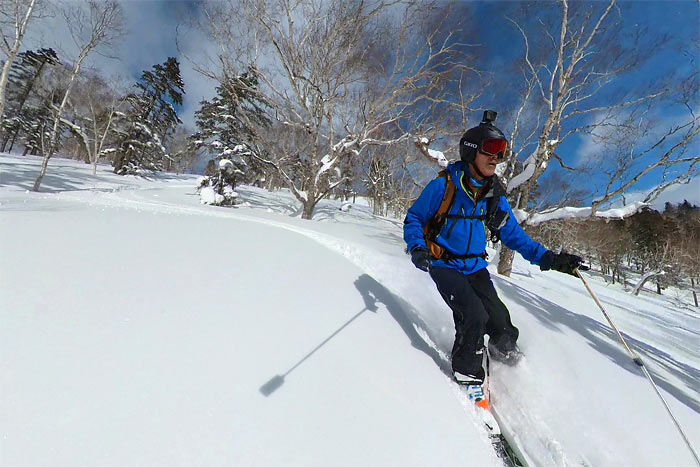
[197,159,241,206]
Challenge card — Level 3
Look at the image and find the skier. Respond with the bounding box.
[403,111,587,408]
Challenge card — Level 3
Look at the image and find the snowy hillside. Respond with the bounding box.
[1,155,699,467]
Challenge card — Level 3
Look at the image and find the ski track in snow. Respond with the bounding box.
[73,186,397,283]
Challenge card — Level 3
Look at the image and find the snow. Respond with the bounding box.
[514,201,648,225]
[332,137,358,154]
[427,148,449,168]
[632,270,664,296]
[219,158,234,170]
[507,153,537,193]
[199,186,224,204]
[1,154,699,466]
[595,201,648,218]
[316,154,336,182]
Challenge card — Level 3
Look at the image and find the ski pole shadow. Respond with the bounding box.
[259,274,451,396]
[259,280,381,397]
[492,276,700,414]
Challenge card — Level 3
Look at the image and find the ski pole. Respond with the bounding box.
[574,269,700,467]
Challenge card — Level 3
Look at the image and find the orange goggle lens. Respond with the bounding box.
[481,139,508,159]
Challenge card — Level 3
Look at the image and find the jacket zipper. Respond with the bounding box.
[463,201,478,255]
[445,203,464,239]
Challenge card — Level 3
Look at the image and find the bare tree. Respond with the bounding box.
[494,0,698,276]
[0,0,42,128]
[33,0,124,191]
[62,73,128,174]
[195,0,479,219]
[166,124,200,174]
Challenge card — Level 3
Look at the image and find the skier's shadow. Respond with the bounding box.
[259,274,450,396]
[493,276,700,414]
[353,274,450,375]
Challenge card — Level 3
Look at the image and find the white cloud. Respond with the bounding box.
[610,177,700,210]
[573,110,630,165]
[647,178,700,209]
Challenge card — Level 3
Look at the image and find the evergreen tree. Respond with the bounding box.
[113,57,184,174]
[20,103,57,156]
[190,68,270,186]
[1,48,59,152]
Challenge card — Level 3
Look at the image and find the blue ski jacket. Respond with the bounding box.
[403,161,548,276]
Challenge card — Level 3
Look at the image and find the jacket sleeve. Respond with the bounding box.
[497,197,548,265]
[403,177,446,252]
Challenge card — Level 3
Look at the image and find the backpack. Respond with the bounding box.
[423,170,509,260]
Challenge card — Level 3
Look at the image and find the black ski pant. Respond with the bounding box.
[429,266,519,383]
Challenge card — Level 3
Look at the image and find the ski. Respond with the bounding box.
[490,430,525,467]
[484,347,527,466]
[490,407,530,467]
[462,385,525,467]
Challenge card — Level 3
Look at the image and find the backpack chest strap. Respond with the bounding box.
[445,214,487,220]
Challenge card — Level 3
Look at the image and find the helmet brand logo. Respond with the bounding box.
[463,142,477,148]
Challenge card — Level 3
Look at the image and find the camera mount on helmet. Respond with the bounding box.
[482,110,497,125]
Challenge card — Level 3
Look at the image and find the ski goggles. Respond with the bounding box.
[480,138,508,160]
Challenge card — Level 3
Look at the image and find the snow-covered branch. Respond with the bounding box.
[413,138,448,168]
[515,201,648,226]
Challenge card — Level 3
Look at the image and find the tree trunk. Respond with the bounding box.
[302,199,315,220]
[633,271,657,295]
[656,280,662,295]
[113,151,125,173]
[497,247,515,277]
[497,183,533,276]
[34,50,87,191]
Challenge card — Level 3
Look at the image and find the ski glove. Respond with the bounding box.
[410,247,432,272]
[539,250,589,276]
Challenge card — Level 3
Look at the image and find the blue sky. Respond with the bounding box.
[23,0,699,208]
[462,0,700,209]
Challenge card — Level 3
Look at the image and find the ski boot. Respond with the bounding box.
[454,372,501,436]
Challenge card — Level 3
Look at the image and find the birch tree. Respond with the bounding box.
[33,0,123,192]
[196,0,479,219]
[494,0,698,276]
[0,0,41,128]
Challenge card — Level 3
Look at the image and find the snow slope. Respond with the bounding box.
[1,154,699,466]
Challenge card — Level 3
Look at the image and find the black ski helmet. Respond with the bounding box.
[459,110,508,164]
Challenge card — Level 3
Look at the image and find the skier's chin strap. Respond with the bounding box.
[468,162,490,182]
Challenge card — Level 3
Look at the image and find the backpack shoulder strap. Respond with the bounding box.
[423,170,456,259]
[484,178,508,243]
[485,178,506,217]
[434,170,455,224]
